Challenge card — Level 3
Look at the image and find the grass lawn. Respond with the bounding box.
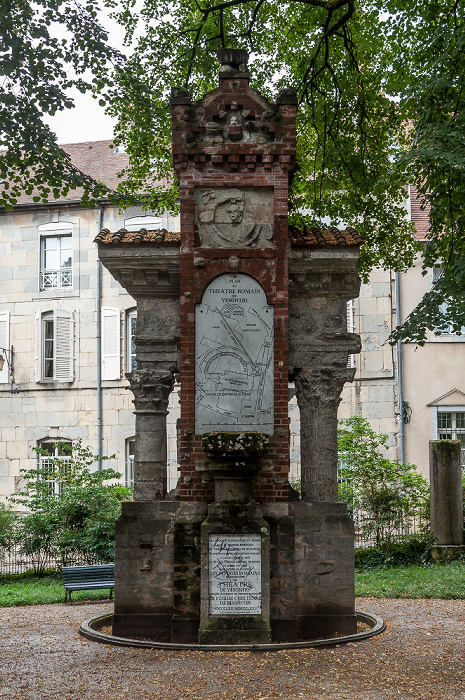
[0,573,112,606]
[354,559,465,599]
[1,560,465,606]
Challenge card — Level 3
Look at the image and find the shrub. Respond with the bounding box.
[355,536,434,570]
[338,416,430,552]
[10,442,132,571]
[0,503,18,560]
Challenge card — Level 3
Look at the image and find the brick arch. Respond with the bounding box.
[195,268,273,306]
[193,257,278,304]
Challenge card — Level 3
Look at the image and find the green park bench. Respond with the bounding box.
[62,564,115,603]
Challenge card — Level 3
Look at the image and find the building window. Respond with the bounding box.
[35,309,74,382]
[40,235,73,290]
[437,411,465,467]
[37,441,72,495]
[127,310,137,372]
[125,438,135,488]
[432,267,465,336]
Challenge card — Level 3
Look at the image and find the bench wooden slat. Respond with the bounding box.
[62,564,115,602]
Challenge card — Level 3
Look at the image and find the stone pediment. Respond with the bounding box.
[427,388,465,406]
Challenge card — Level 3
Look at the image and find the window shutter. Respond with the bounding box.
[346,300,355,369]
[102,307,121,380]
[54,309,73,382]
[35,310,42,381]
[0,312,9,384]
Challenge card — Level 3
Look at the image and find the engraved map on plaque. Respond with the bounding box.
[195,274,274,434]
[209,535,262,615]
[194,187,274,248]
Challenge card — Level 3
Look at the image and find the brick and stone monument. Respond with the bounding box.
[96,49,363,644]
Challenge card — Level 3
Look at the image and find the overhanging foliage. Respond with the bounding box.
[2,1,465,338]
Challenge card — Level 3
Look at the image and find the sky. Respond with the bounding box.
[44,89,117,145]
[43,8,125,145]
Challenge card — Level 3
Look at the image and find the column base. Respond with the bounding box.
[431,544,465,561]
[297,614,357,641]
[171,616,200,643]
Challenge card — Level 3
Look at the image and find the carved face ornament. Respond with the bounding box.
[227,203,244,225]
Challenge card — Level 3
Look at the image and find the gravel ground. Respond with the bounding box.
[0,598,464,700]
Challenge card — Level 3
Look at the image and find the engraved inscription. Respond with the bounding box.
[195,187,274,248]
[209,534,262,615]
[195,274,274,434]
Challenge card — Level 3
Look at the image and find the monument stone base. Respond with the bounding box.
[291,501,358,639]
[198,503,272,644]
[112,499,357,643]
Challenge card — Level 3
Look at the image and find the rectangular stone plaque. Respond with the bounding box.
[209,534,262,615]
[195,273,274,434]
[194,187,274,249]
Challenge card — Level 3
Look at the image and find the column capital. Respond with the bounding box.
[294,366,355,409]
[127,368,174,414]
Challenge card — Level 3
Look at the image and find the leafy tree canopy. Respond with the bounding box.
[0,0,124,207]
[2,0,465,340]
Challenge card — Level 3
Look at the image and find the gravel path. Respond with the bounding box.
[0,598,464,700]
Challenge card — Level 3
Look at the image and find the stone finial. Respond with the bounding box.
[276,87,298,105]
[217,48,249,72]
[170,86,192,105]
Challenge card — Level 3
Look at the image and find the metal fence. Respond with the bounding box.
[0,545,109,575]
[352,513,427,549]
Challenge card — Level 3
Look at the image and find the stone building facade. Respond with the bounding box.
[0,141,180,501]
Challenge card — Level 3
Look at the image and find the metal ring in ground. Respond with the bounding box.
[79,611,385,652]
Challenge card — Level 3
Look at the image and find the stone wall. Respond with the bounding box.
[0,202,179,500]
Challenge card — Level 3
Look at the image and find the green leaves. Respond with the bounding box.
[0,0,126,207]
[9,441,132,569]
[338,416,430,551]
[3,1,465,337]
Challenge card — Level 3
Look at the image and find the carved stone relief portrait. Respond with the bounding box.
[194,187,274,248]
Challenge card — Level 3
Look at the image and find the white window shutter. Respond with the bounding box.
[346,300,355,369]
[54,309,73,382]
[102,307,121,380]
[346,299,354,333]
[0,312,9,384]
[35,310,42,381]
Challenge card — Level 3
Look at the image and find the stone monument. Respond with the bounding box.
[96,48,362,644]
[429,440,465,561]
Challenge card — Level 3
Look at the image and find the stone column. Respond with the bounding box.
[127,368,174,500]
[295,367,354,502]
[430,440,464,557]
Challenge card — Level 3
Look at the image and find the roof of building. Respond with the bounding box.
[410,185,429,241]
[96,224,363,247]
[289,225,363,247]
[95,228,181,244]
[13,140,129,205]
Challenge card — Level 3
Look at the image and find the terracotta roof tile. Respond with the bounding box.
[95,228,181,244]
[289,225,363,247]
[98,224,363,247]
[10,140,170,205]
